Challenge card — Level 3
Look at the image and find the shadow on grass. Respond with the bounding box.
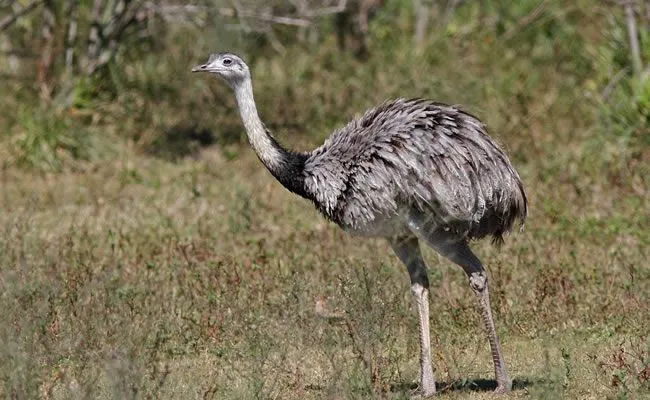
[390,376,539,393]
[303,377,544,396]
[146,122,216,161]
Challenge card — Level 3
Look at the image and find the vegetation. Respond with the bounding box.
[0,0,648,399]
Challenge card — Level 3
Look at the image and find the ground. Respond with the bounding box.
[1,145,647,399]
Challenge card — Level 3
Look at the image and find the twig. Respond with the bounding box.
[443,0,463,26]
[0,73,32,81]
[87,0,104,73]
[301,0,348,17]
[231,0,251,31]
[64,0,78,73]
[414,0,435,46]
[0,48,37,57]
[622,0,643,77]
[265,24,287,53]
[238,11,312,27]
[148,1,347,26]
[39,0,56,101]
[86,0,146,75]
[104,0,140,40]
[601,66,630,101]
[502,0,548,40]
[0,0,42,32]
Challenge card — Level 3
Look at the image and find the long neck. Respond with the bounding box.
[233,78,311,200]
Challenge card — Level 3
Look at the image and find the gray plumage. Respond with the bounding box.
[305,98,527,241]
[193,52,527,396]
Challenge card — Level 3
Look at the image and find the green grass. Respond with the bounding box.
[0,147,647,399]
[1,1,649,398]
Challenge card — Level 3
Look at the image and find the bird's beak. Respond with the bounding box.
[191,64,208,73]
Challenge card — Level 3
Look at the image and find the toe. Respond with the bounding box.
[493,382,512,394]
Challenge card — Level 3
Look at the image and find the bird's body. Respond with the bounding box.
[193,52,527,397]
[302,98,526,240]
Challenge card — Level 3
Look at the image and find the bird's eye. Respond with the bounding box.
[223,58,232,66]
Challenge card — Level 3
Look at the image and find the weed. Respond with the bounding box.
[597,337,650,398]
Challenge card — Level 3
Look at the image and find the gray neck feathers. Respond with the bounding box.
[233,78,311,200]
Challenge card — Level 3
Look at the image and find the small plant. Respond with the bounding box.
[598,337,650,396]
[11,108,91,171]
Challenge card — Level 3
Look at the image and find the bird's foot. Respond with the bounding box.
[493,379,512,394]
[410,391,436,399]
[409,385,436,398]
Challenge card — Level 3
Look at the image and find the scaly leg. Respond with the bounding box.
[407,213,512,393]
[390,236,436,397]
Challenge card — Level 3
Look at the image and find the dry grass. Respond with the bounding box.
[1,141,647,399]
[1,1,649,398]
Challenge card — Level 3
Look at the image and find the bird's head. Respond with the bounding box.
[191,52,250,88]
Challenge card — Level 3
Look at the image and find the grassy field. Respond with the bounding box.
[1,1,649,399]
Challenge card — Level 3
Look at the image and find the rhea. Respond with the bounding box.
[192,52,527,396]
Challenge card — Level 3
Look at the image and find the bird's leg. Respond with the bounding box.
[447,243,511,393]
[407,214,512,393]
[390,236,436,397]
[411,281,436,397]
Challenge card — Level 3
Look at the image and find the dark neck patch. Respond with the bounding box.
[264,135,312,201]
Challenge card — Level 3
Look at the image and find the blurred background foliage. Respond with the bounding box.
[0,0,647,171]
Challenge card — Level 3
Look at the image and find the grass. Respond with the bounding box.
[1,147,647,399]
[0,0,649,398]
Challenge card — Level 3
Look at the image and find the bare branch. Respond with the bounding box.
[414,0,433,46]
[300,0,347,17]
[238,11,311,27]
[602,66,631,100]
[64,0,78,73]
[622,0,643,77]
[0,0,42,32]
[87,0,105,68]
[442,0,462,26]
[104,0,141,40]
[86,0,146,75]
[146,1,348,27]
[502,0,548,41]
[38,0,56,100]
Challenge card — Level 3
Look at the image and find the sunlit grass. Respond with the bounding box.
[0,1,648,398]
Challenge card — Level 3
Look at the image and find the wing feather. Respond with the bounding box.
[304,98,527,240]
